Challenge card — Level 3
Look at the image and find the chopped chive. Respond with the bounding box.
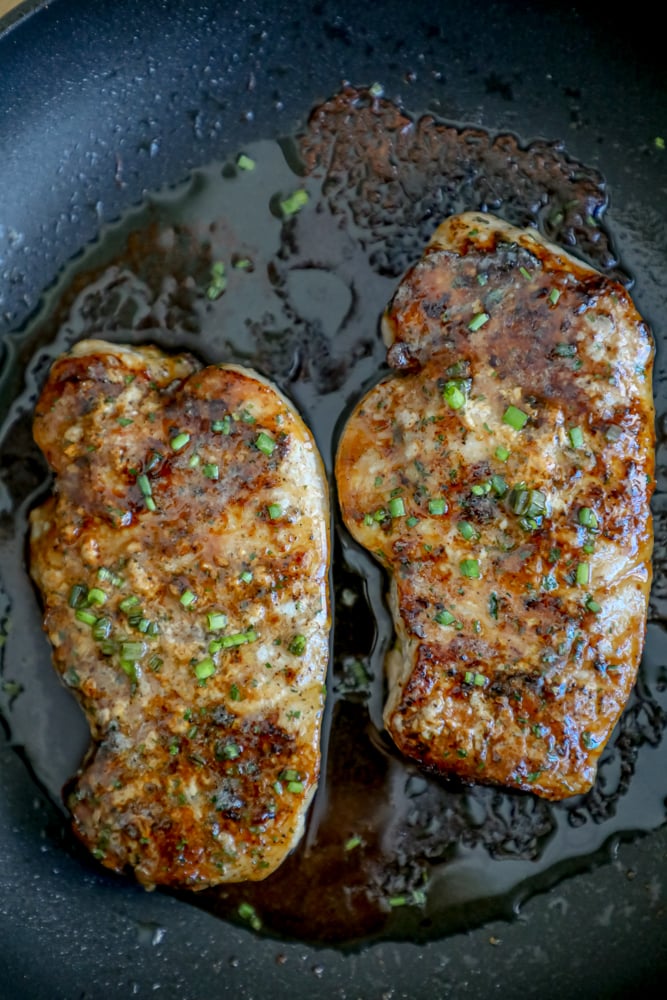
[502,405,529,430]
[267,503,282,520]
[489,592,498,619]
[519,265,532,281]
[145,451,163,472]
[508,487,546,518]
[443,381,466,410]
[495,445,510,462]
[428,498,447,515]
[119,595,140,612]
[554,343,577,357]
[363,513,374,526]
[233,257,253,270]
[188,453,200,468]
[406,516,419,527]
[68,583,88,609]
[288,634,307,656]
[236,153,256,171]
[97,567,123,588]
[237,901,262,931]
[457,520,478,541]
[477,273,488,286]
[120,661,138,683]
[194,658,216,681]
[287,781,304,794]
[137,474,152,498]
[87,587,107,606]
[549,288,560,305]
[585,597,601,613]
[255,431,276,456]
[207,612,228,631]
[202,463,219,480]
[117,417,133,427]
[170,432,190,451]
[148,655,163,672]
[569,426,584,449]
[180,589,197,607]
[239,570,253,584]
[214,415,232,435]
[490,474,508,497]
[446,360,468,378]
[144,496,157,512]
[220,742,240,759]
[473,673,486,686]
[75,608,98,626]
[280,189,309,217]
[468,311,490,332]
[345,835,362,851]
[460,558,481,579]
[471,484,486,496]
[219,629,257,649]
[207,262,227,300]
[575,562,590,586]
[464,670,474,684]
[578,507,598,529]
[388,497,405,518]
[435,610,456,626]
[120,641,146,661]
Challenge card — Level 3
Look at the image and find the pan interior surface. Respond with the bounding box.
[1,1,667,997]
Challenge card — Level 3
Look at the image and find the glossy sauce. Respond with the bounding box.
[0,87,665,946]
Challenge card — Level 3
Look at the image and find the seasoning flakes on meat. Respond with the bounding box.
[29,339,330,887]
[336,212,654,800]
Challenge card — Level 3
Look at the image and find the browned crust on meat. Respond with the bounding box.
[30,340,330,887]
[337,212,654,800]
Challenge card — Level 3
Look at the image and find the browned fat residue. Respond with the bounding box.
[299,86,621,282]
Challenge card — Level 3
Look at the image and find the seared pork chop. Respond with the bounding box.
[336,212,654,800]
[30,339,330,887]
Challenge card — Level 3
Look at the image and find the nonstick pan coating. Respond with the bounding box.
[1,1,666,997]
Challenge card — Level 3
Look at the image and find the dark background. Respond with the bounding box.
[1,1,666,997]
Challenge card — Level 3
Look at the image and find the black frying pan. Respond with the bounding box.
[2,1,667,997]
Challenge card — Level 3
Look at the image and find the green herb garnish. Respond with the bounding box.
[502,405,529,431]
[468,312,489,332]
[170,432,190,451]
[460,558,480,579]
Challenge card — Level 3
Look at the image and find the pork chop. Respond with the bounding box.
[30,339,330,887]
[336,212,654,800]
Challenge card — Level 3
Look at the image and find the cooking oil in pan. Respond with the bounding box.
[0,88,665,946]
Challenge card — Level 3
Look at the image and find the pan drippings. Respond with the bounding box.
[1,87,665,946]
